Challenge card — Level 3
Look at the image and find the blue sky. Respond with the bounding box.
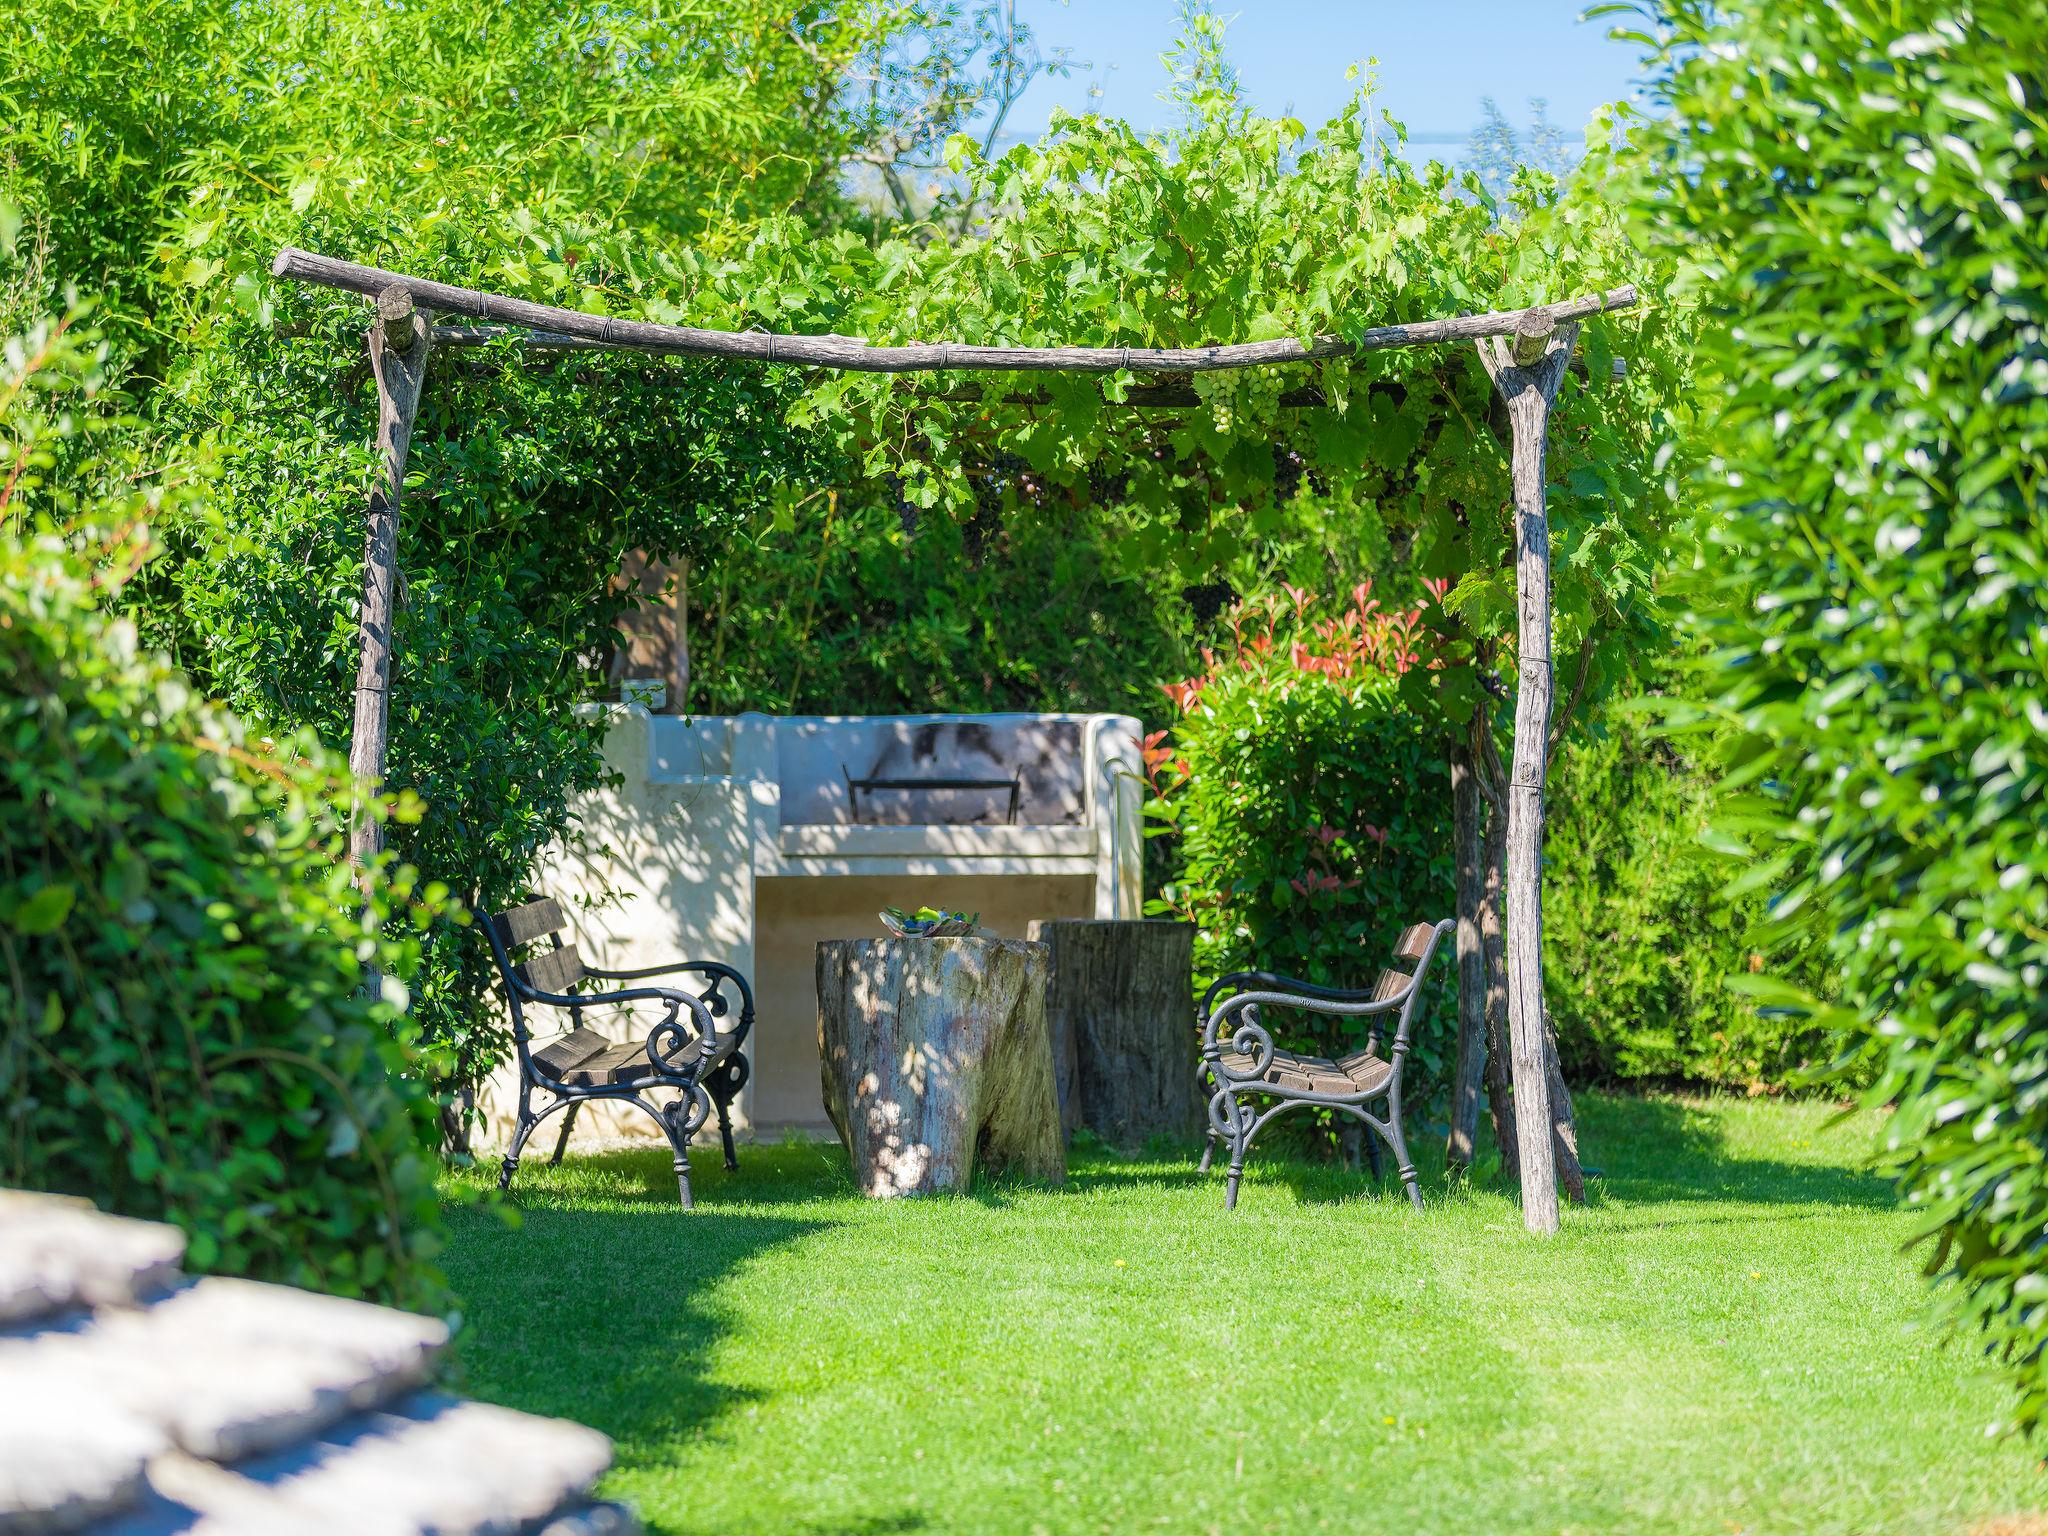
[1002,1,1651,158]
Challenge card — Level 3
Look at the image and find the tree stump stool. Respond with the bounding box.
[1028,919,1198,1146]
[816,937,1064,1197]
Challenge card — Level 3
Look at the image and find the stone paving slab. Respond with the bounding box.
[0,1193,185,1325]
[0,1191,636,1536]
[100,1395,619,1536]
[0,1374,168,1535]
[2,1276,448,1466]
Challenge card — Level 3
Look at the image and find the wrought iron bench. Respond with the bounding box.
[483,896,753,1208]
[1196,919,1452,1211]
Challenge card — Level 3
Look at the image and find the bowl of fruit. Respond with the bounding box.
[878,905,982,938]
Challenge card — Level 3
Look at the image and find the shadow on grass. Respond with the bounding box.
[786,1516,929,1536]
[1576,1091,1896,1219]
[440,1142,844,1486]
[1049,1091,1898,1218]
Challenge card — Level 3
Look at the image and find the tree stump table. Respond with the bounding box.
[1028,919,1198,1146]
[816,937,1064,1197]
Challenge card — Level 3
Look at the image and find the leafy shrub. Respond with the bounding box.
[1150,586,1454,1092]
[0,293,448,1309]
[1544,709,1837,1089]
[1630,0,2048,1427]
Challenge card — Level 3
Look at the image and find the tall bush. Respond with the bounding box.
[1629,0,2048,1427]
[0,289,447,1309]
[1149,586,1454,1090]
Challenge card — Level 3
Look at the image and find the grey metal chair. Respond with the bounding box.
[483,895,753,1208]
[1197,919,1453,1211]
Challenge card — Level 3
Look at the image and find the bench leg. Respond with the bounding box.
[548,1102,581,1166]
[714,1090,739,1173]
[1212,1085,1249,1210]
[1199,1072,1228,1175]
[656,1097,697,1210]
[499,1098,545,1194]
[1382,1111,1423,1211]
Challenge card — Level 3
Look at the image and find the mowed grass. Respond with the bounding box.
[440,1093,2047,1536]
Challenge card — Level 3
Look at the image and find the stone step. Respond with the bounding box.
[0,1382,167,1535]
[102,1393,625,1536]
[2,1276,447,1467]
[0,1189,631,1536]
[0,1192,185,1325]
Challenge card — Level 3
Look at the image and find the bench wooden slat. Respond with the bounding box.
[491,897,567,949]
[531,1027,610,1080]
[1393,923,1438,963]
[1372,967,1413,1002]
[559,1040,658,1087]
[517,943,586,997]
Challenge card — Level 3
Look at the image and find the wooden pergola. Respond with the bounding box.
[270,244,1640,1235]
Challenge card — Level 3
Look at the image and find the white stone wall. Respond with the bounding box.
[480,708,1144,1145]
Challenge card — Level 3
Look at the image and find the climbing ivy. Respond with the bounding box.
[679,14,1693,747]
[150,205,836,1116]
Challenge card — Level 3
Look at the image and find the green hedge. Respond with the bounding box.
[1633,0,2048,1429]
[0,291,447,1310]
[1544,710,1836,1089]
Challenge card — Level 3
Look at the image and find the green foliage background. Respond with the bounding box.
[152,210,832,1103]
[1,0,1819,1187]
[685,481,1189,720]
[1628,0,2048,1427]
[0,0,866,1116]
[1543,698,1838,1090]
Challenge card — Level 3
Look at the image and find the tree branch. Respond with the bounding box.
[1545,632,1597,762]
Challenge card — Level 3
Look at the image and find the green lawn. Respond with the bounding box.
[441,1094,2046,1536]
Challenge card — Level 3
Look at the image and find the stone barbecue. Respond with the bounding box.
[495,708,1143,1137]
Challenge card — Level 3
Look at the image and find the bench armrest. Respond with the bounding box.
[582,960,754,1050]
[1198,968,1391,1022]
[1200,985,1406,1074]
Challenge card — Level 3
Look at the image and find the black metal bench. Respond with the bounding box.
[1196,919,1452,1211]
[483,896,753,1208]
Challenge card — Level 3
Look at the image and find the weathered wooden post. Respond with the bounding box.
[347,283,433,876]
[1028,918,1197,1146]
[1476,311,1579,1235]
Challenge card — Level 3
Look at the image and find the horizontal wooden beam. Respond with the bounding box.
[275,246,1637,377]
[432,328,1623,403]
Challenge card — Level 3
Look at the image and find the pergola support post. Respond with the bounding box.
[348,285,433,887]
[1477,311,1578,1236]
